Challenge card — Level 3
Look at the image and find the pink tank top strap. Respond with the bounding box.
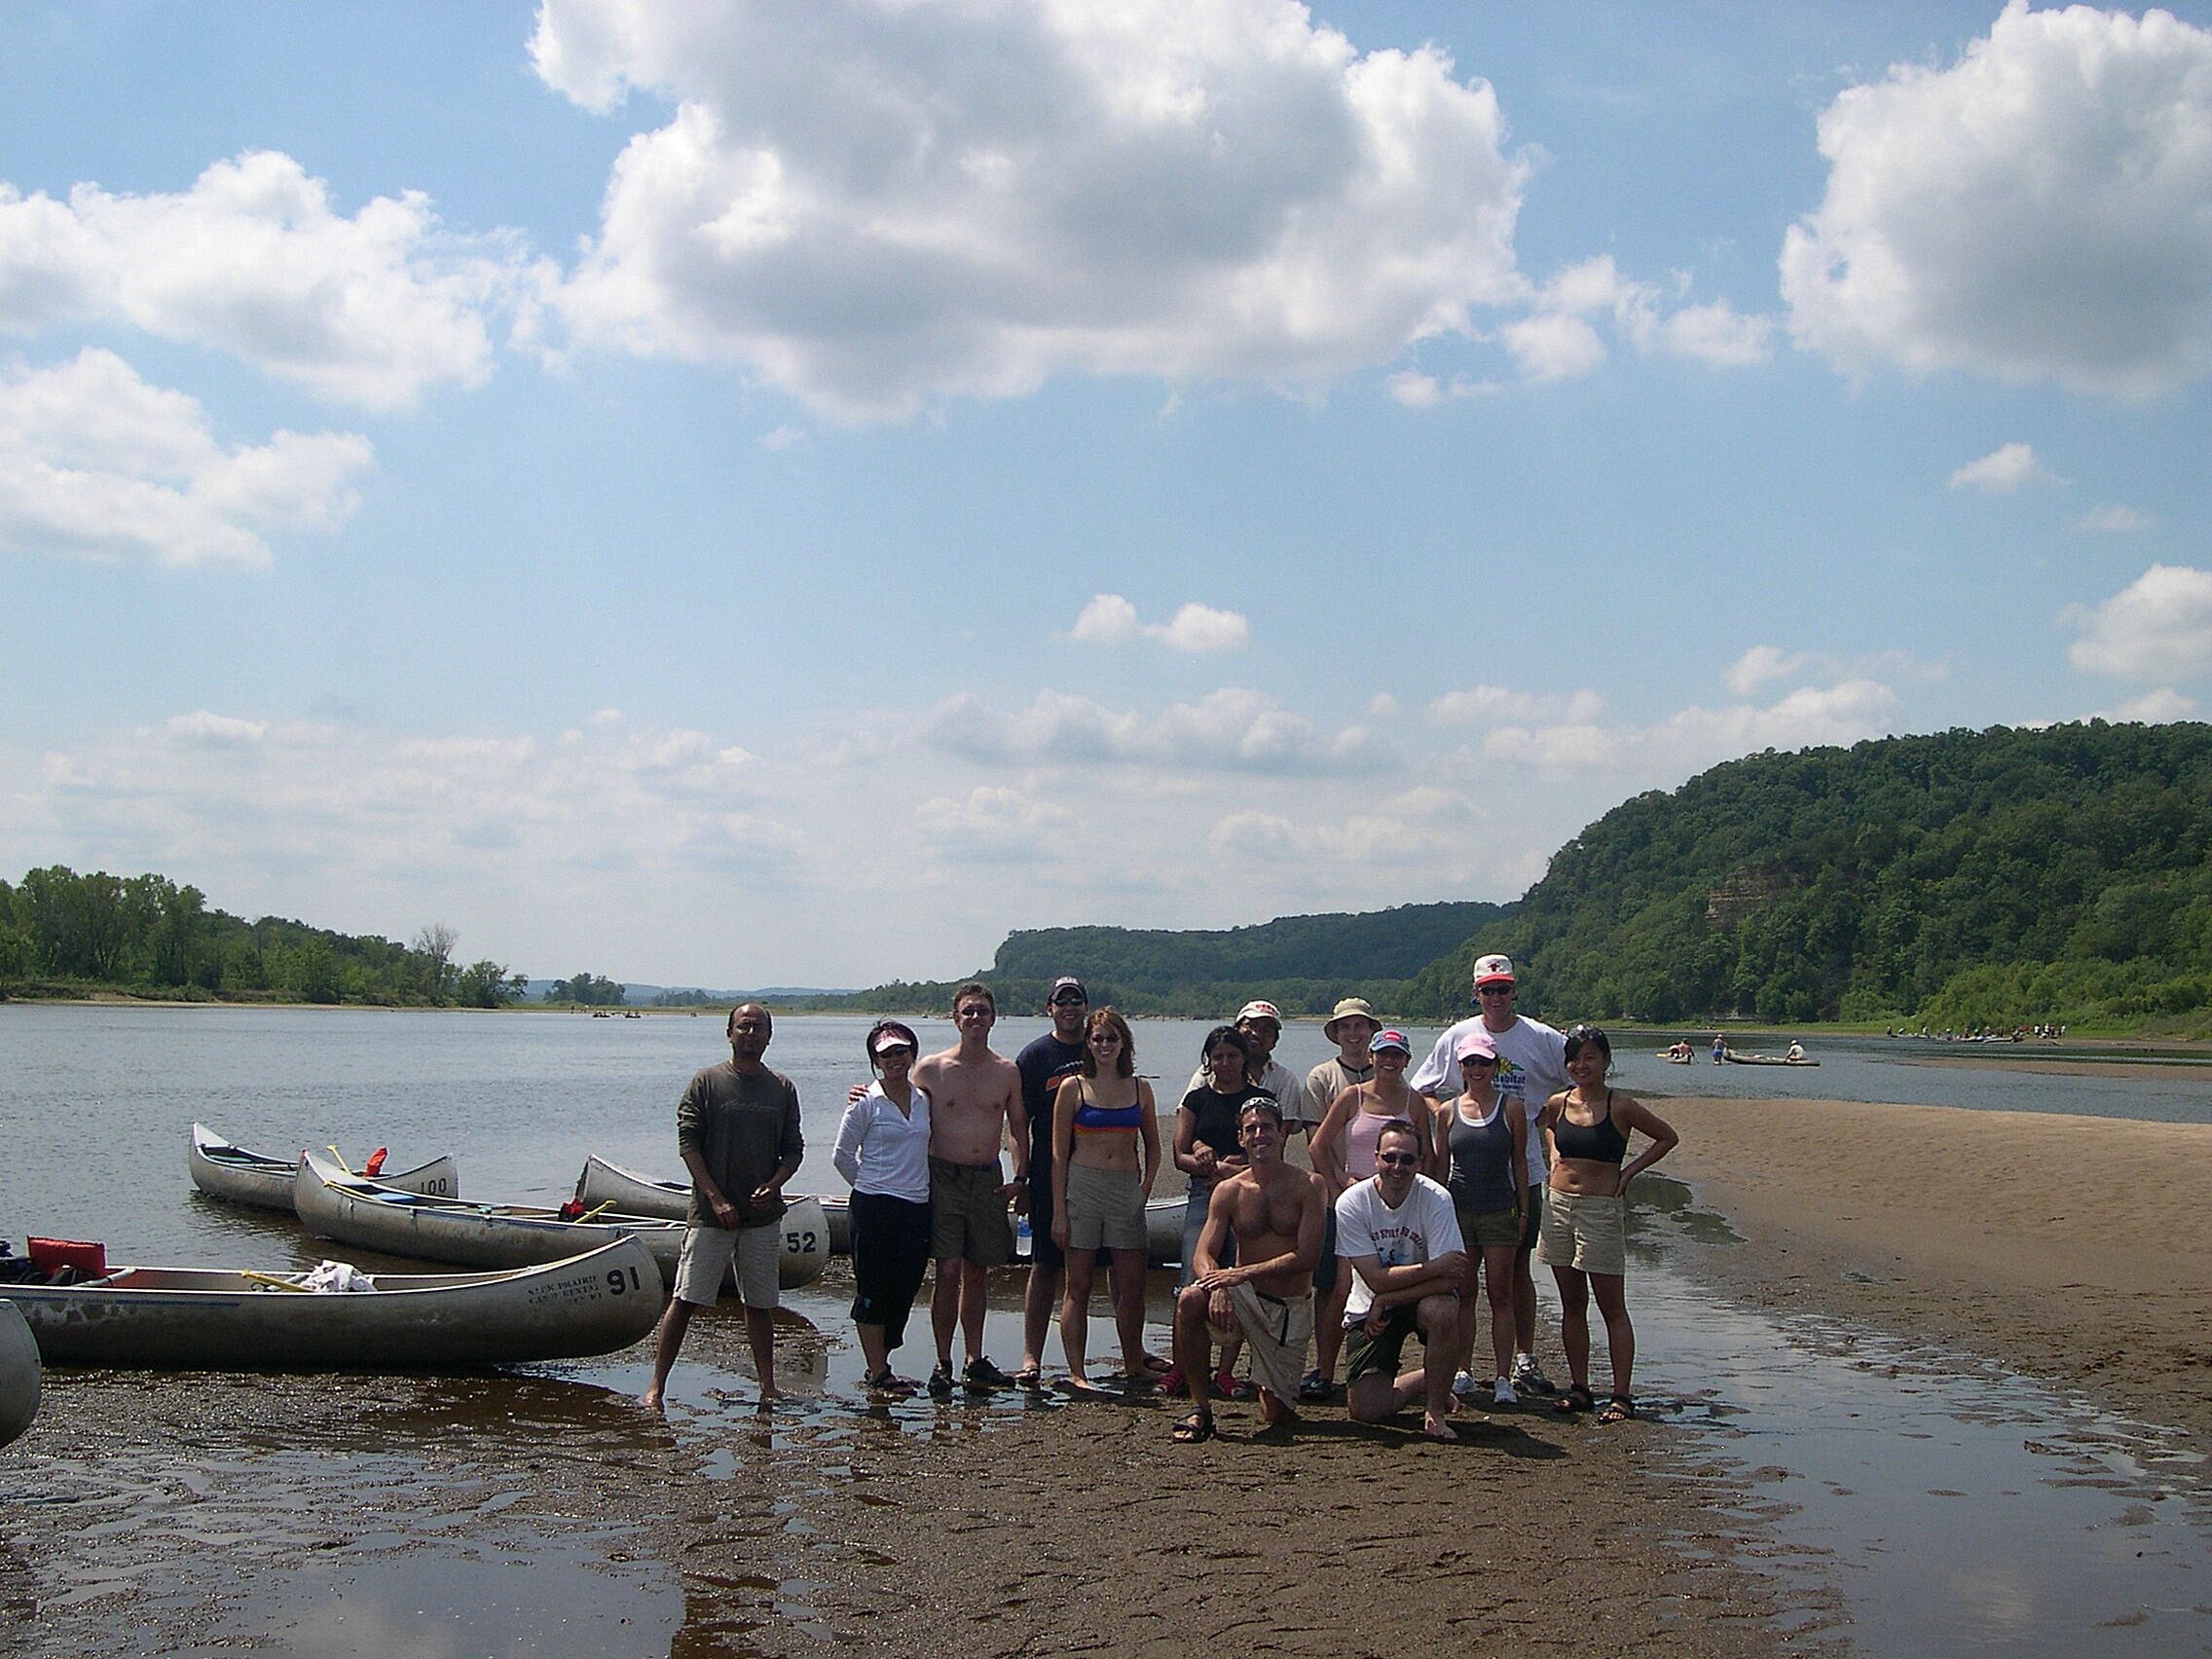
[1341,1098,1390,1180]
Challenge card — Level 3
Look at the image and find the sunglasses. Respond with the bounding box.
[874,1045,915,1058]
[1477,985,1514,997]
[1376,1152,1420,1168]
[1051,995,1087,1007]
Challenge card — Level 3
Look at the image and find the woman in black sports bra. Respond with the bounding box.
[1533,1025,1677,1423]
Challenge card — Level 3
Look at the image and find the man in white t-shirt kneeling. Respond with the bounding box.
[1334,1118,1466,1442]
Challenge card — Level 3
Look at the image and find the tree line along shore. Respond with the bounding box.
[7,720,2208,1037]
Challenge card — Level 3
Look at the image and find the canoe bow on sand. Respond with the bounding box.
[299,1152,829,1290]
[0,1302,38,1445]
[0,1239,663,1370]
[189,1123,460,1212]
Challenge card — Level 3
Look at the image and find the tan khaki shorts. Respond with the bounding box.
[1064,1161,1148,1252]
[1227,1280,1314,1404]
[673,1222,781,1309]
[930,1158,1014,1266]
[1535,1187,1626,1277]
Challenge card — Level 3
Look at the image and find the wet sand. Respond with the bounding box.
[8,1091,2205,1654]
[1660,1093,2212,1446]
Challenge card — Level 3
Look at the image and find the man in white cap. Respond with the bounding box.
[1410,953,1566,1397]
[1294,997,1378,1402]
[1184,1000,1301,1132]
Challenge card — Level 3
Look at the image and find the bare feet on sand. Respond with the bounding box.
[1423,1412,1457,1442]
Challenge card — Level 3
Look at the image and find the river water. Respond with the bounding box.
[1,1004,2206,1655]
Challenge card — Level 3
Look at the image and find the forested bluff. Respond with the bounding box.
[7,722,2208,1036]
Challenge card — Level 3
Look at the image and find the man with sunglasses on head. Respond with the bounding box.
[1014,976,1095,1387]
[1410,953,1567,1398]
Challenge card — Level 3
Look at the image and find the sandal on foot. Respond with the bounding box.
[1010,1365,1045,1390]
[1553,1383,1596,1416]
[1598,1394,1636,1423]
[1171,1411,1215,1443]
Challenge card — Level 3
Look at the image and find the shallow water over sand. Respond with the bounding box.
[2,1005,2207,1653]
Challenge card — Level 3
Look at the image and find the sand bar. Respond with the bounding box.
[1660,1092,2212,1445]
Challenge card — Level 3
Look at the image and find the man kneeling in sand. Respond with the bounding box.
[1170,1097,1326,1442]
[1337,1119,1466,1442]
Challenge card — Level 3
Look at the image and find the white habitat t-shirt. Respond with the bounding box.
[1333,1174,1465,1322]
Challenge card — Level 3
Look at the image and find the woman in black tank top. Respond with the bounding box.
[1533,1025,1678,1423]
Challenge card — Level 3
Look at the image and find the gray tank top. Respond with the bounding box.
[1446,1097,1517,1213]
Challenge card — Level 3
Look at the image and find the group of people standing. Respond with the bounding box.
[640,952,1678,1444]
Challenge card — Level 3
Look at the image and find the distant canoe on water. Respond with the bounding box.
[0,1302,38,1446]
[0,1239,663,1371]
[188,1123,460,1212]
[1720,1051,1820,1067]
[299,1152,829,1290]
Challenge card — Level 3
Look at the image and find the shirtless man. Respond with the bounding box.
[1169,1098,1327,1442]
[1337,1119,1466,1442]
[917,982,1026,1395]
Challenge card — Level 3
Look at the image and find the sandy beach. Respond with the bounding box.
[5,1089,2203,1655]
[1660,1093,2212,1447]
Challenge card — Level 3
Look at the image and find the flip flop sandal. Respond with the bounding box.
[1171,1411,1216,1443]
[1010,1366,1045,1390]
[1598,1395,1637,1423]
[1553,1384,1596,1416]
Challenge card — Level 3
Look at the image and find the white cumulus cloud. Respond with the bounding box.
[0,349,372,568]
[1948,442,2055,493]
[1482,680,1903,777]
[2066,564,2212,681]
[916,686,1388,776]
[2076,503,2154,534]
[0,151,526,409]
[1070,593,1248,652]
[1428,684,1604,725]
[2099,687,2198,722]
[533,0,1535,420]
[1783,1,2212,397]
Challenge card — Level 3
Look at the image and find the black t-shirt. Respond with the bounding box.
[1016,1032,1087,1160]
[1179,1084,1275,1161]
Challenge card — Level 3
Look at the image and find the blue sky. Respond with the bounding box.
[4,1,2210,987]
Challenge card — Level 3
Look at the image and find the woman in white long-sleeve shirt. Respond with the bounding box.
[832,1019,934,1396]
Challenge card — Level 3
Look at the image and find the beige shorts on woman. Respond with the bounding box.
[1535,1187,1627,1276]
[1063,1161,1147,1252]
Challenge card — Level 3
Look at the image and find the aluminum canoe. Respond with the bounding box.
[0,1238,663,1370]
[576,1155,853,1257]
[0,1302,37,1445]
[299,1152,828,1290]
[189,1123,460,1212]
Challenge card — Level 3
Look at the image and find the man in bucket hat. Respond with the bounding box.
[1410,954,1567,1397]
